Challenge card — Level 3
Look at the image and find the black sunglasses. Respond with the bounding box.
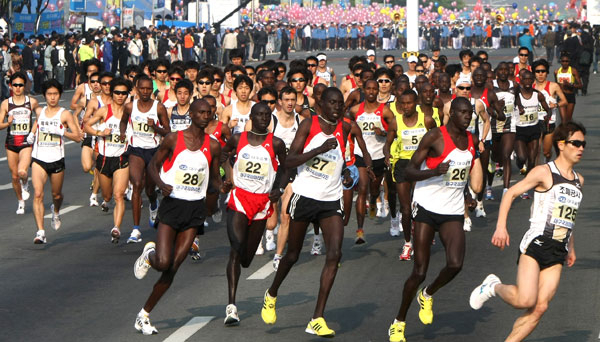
[90,79,99,83]
[565,140,586,148]
[416,69,425,73]
[291,78,306,82]
[385,60,394,64]
[519,54,529,57]
[156,69,168,73]
[101,81,111,85]
[307,64,317,67]
[354,73,361,77]
[261,100,277,105]
[113,90,128,96]
[214,78,223,82]
[457,86,471,90]
[377,79,391,83]
[198,80,213,85]
[535,69,547,73]
[11,83,25,87]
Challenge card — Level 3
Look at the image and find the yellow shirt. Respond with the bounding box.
[392,106,428,161]
[78,45,94,62]
[417,105,440,127]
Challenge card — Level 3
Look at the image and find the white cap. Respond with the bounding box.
[107,34,113,39]
[317,54,327,61]
[407,55,418,63]
[455,77,472,87]
[366,49,375,57]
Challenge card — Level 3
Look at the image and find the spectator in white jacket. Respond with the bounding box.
[128,31,143,65]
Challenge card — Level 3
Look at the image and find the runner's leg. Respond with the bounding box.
[7,149,22,200]
[129,155,145,227]
[313,215,344,319]
[275,186,293,256]
[268,219,310,297]
[32,163,48,230]
[396,181,412,243]
[501,133,515,189]
[423,220,465,295]
[49,171,65,214]
[17,147,31,186]
[495,254,541,308]
[355,167,368,228]
[113,167,129,228]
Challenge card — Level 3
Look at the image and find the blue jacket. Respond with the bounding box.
[464,26,473,37]
[441,26,449,37]
[338,27,347,38]
[502,25,510,36]
[103,41,113,70]
[328,27,337,38]
[364,25,372,36]
[351,28,358,38]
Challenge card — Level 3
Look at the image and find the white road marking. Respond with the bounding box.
[247,261,275,280]
[0,178,31,191]
[44,205,82,218]
[163,316,214,342]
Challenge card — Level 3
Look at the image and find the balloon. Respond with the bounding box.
[449,13,455,20]
[108,16,116,26]
[512,12,518,19]
[96,0,102,9]
[115,8,121,16]
[434,2,438,6]
[179,0,183,6]
[451,1,456,6]
[102,11,109,20]
[57,0,64,10]
[512,2,518,9]
[549,2,556,8]
[438,6,443,14]
[523,6,528,10]
[49,3,55,10]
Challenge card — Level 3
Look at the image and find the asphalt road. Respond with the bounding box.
[0,47,598,342]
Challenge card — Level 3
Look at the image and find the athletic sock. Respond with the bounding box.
[393,319,404,325]
[133,225,140,231]
[423,287,432,298]
[139,308,149,317]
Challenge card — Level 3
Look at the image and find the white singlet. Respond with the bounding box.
[492,80,517,133]
[534,82,558,124]
[129,99,161,149]
[354,102,388,160]
[232,132,278,194]
[316,67,333,86]
[32,107,65,163]
[519,162,582,253]
[230,100,255,135]
[98,104,128,157]
[160,131,212,201]
[292,117,346,202]
[272,111,300,152]
[412,126,476,215]
[517,92,540,127]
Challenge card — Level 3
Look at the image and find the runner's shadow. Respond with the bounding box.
[526,330,593,341]
[413,307,493,339]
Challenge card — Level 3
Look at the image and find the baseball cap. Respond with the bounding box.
[366,49,375,57]
[317,54,327,61]
[407,55,418,63]
[455,77,472,87]
[107,33,113,39]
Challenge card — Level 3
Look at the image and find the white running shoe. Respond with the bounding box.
[474,201,486,218]
[469,274,501,310]
[463,217,472,232]
[16,201,25,215]
[255,240,265,255]
[399,242,413,261]
[50,204,61,230]
[224,304,240,326]
[21,180,30,201]
[390,215,400,237]
[134,312,158,335]
[311,234,323,255]
[273,254,282,271]
[212,206,222,223]
[134,241,155,280]
[127,229,142,244]
[265,230,276,251]
[89,194,99,207]
[33,230,46,244]
[100,201,109,212]
[383,200,390,217]
[376,202,385,218]
[148,201,159,227]
[111,227,121,244]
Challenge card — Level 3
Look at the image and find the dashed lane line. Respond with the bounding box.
[162,316,215,342]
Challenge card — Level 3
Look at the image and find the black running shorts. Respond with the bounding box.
[287,193,344,223]
[412,203,463,230]
[81,136,93,148]
[519,235,568,270]
[126,146,158,167]
[157,196,206,233]
[33,158,65,175]
[393,159,410,183]
[96,154,129,178]
[516,125,541,143]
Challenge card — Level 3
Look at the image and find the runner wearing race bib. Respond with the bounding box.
[157,67,183,110]
[222,75,255,135]
[0,72,39,214]
[470,122,586,342]
[167,79,192,132]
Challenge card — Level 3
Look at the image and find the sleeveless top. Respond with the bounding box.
[519,161,582,253]
[533,81,558,124]
[412,126,475,215]
[272,111,300,152]
[98,104,128,157]
[343,117,356,167]
[492,80,517,133]
[233,132,278,194]
[292,117,346,201]
[160,131,212,201]
[230,100,255,135]
[32,107,65,163]
[315,67,333,86]
[170,105,191,132]
[162,89,178,109]
[416,105,440,127]
[355,102,387,160]
[392,110,428,161]
[209,121,227,147]
[556,66,574,85]
[517,92,540,127]
[6,96,33,147]
[129,99,161,148]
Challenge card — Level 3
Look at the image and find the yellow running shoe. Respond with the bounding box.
[305,317,335,337]
[417,288,433,325]
[388,321,406,342]
[261,289,277,324]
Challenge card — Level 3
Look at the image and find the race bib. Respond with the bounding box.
[358,116,382,136]
[10,120,30,135]
[442,160,470,188]
[237,158,269,181]
[175,170,205,190]
[467,114,477,133]
[105,130,126,148]
[39,132,60,145]
[401,128,426,151]
[503,98,514,117]
[520,106,538,125]
[306,153,337,179]
[132,118,154,137]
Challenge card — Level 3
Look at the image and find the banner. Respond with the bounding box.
[13,10,64,36]
[71,0,85,11]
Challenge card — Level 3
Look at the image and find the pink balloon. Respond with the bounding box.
[49,3,55,10]
[108,16,116,26]
[95,0,102,9]
[57,0,63,9]
[102,11,109,20]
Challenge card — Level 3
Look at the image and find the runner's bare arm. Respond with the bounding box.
[119,102,133,140]
[405,128,448,182]
[70,84,84,111]
[270,136,288,202]
[148,132,177,197]
[208,139,223,194]
[0,100,11,130]
[84,107,109,136]
[383,115,397,167]
[285,118,336,168]
[153,102,171,136]
[62,110,83,142]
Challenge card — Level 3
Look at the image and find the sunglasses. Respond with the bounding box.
[535,69,547,73]
[560,60,569,63]
[416,70,425,73]
[247,73,255,77]
[291,78,306,82]
[565,139,586,148]
[214,78,223,82]
[198,80,213,85]
[261,100,277,105]
[90,79,100,84]
[377,79,391,83]
[519,54,529,57]
[307,64,317,67]
[11,83,24,87]
[385,60,394,64]
[128,74,137,78]
[156,69,168,73]
[170,77,182,81]
[101,81,111,85]
[457,86,471,90]
[113,90,128,96]
[354,73,361,77]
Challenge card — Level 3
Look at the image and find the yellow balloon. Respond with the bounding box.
[449,13,456,20]
[370,11,374,15]
[556,11,560,16]
[523,5,528,10]
[500,7,505,13]
[265,16,269,21]
[491,12,496,17]
[331,10,334,14]
[438,6,443,14]
[380,9,386,14]
[512,12,518,19]
[539,15,543,19]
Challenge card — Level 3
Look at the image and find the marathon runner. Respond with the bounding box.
[221,75,255,135]
[167,79,193,132]
[132,99,222,335]
[119,75,171,243]
[261,87,353,337]
[0,72,39,214]
[388,97,482,342]
[84,78,131,243]
[470,121,585,342]
[222,102,287,325]
[156,67,184,110]
[29,80,83,244]
[554,52,582,123]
